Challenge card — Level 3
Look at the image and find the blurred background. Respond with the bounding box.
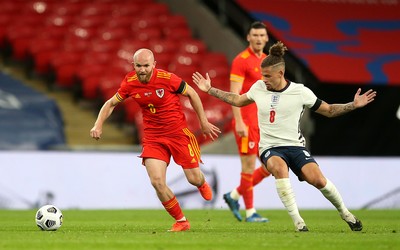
[1,0,399,209]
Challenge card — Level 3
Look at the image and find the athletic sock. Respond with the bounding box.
[230,188,241,200]
[319,179,353,221]
[252,166,271,186]
[275,178,304,225]
[162,196,185,221]
[246,208,256,218]
[237,172,253,209]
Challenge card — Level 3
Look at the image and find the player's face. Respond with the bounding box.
[247,28,268,54]
[133,56,155,83]
[261,66,283,91]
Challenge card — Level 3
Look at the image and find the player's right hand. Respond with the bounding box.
[90,127,102,140]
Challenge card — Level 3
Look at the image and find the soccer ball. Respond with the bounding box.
[35,205,63,231]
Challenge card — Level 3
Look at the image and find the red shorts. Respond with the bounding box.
[140,128,202,169]
[232,121,260,156]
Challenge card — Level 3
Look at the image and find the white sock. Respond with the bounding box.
[275,178,304,226]
[246,208,256,218]
[319,179,355,223]
[230,189,240,200]
[177,216,186,222]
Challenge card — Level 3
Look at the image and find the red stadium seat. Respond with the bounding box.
[202,52,229,66]
[104,15,134,29]
[0,14,17,48]
[110,4,140,18]
[179,39,207,55]
[140,2,170,17]
[136,27,163,42]
[51,1,89,16]
[80,4,111,17]
[117,39,148,61]
[164,26,192,41]
[149,39,176,55]
[161,14,189,36]
[168,53,202,73]
[81,58,131,100]
[131,16,161,31]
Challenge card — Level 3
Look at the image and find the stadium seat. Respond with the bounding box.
[136,27,163,42]
[80,4,111,17]
[140,2,170,17]
[104,15,135,30]
[27,39,64,75]
[161,14,189,36]
[131,16,161,31]
[117,39,148,61]
[149,39,176,55]
[109,4,140,18]
[80,58,131,101]
[179,39,207,55]
[201,52,229,67]
[164,26,192,41]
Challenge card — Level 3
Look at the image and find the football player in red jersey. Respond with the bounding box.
[90,48,220,232]
[223,21,271,222]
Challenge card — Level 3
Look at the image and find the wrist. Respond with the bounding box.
[207,86,212,93]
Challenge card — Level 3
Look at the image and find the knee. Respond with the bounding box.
[308,176,326,189]
[150,177,167,192]
[314,178,327,189]
[267,163,288,178]
[187,175,202,187]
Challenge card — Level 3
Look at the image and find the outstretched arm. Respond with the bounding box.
[183,85,221,141]
[316,88,377,117]
[192,72,253,107]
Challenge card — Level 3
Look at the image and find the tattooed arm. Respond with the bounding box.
[316,88,377,118]
[192,72,253,107]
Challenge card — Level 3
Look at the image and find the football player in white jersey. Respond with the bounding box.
[192,41,376,232]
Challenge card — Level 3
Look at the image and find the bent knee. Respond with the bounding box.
[150,178,167,192]
[267,164,288,178]
[187,176,202,187]
[307,177,326,189]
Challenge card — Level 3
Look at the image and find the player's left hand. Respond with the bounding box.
[353,88,377,108]
[201,122,221,141]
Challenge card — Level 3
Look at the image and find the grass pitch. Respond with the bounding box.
[0,209,398,250]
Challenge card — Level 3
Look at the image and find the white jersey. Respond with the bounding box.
[246,80,319,155]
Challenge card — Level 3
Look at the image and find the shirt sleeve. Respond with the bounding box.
[245,80,259,101]
[230,57,246,83]
[302,86,319,108]
[116,75,130,101]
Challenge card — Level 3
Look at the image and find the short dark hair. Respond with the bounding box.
[247,21,267,35]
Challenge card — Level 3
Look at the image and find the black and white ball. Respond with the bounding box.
[35,205,63,231]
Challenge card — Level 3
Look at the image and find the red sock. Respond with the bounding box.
[236,172,253,209]
[253,166,271,186]
[162,196,184,221]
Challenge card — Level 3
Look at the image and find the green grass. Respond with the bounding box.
[0,209,398,250]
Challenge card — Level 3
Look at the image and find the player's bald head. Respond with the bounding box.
[133,48,154,63]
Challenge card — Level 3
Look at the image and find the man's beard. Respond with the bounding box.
[138,74,149,83]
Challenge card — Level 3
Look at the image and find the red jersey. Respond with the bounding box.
[116,68,188,137]
[230,47,266,124]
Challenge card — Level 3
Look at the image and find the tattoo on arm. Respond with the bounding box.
[328,102,355,117]
[208,87,240,106]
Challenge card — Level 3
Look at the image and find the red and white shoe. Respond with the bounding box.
[168,220,190,232]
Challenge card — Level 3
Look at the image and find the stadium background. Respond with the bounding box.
[0,0,399,210]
